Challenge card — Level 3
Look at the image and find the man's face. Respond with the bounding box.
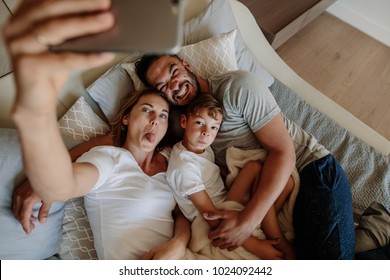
[146,56,200,106]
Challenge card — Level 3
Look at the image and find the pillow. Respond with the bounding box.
[122,29,238,91]
[86,53,141,122]
[178,29,238,79]
[122,62,145,91]
[184,0,274,87]
[0,128,65,260]
[57,96,110,260]
[58,96,111,143]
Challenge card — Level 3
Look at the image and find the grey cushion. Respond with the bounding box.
[86,53,141,122]
[0,128,65,259]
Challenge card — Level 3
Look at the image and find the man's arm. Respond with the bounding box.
[243,113,296,230]
[206,114,295,249]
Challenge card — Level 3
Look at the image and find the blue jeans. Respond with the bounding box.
[293,154,355,259]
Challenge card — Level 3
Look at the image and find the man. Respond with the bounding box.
[134,54,355,259]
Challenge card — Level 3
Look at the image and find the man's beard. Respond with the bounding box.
[183,68,201,104]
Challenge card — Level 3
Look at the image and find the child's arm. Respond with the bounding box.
[189,191,220,230]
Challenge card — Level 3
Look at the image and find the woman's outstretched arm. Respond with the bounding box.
[3,0,115,202]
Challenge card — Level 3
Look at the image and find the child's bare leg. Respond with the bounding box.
[261,204,295,259]
[226,160,262,205]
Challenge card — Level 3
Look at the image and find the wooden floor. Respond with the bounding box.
[275,12,390,141]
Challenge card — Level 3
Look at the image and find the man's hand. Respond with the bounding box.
[12,180,51,234]
[204,209,254,251]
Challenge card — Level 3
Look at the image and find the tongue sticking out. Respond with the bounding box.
[145,133,156,143]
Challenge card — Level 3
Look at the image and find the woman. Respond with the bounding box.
[79,89,190,259]
[26,87,190,260]
[3,0,189,259]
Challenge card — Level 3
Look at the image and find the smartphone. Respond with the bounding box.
[50,0,184,54]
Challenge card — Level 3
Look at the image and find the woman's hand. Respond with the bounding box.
[142,238,187,260]
[143,206,190,260]
[2,0,115,119]
[12,179,51,235]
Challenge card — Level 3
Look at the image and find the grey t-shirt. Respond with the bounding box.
[209,70,329,170]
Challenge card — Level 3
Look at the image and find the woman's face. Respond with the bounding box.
[123,93,169,152]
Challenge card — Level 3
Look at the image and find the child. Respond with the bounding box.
[166,94,295,259]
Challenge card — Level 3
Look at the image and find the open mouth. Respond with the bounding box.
[174,83,189,102]
[144,132,156,143]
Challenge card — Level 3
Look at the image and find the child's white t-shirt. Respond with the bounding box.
[167,142,226,221]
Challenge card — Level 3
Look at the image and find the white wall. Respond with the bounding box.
[327,0,390,47]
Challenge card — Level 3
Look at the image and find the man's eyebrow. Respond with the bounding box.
[155,63,175,89]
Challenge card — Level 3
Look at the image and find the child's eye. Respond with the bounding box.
[212,126,219,130]
[142,108,150,113]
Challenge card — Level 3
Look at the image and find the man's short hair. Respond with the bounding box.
[135,54,181,87]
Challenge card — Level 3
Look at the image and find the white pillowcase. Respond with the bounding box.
[58,96,111,142]
[184,0,274,87]
[57,96,110,260]
[122,29,238,91]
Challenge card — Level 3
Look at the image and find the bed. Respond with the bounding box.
[0,0,389,260]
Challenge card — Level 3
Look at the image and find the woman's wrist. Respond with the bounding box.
[12,109,57,138]
[168,236,187,258]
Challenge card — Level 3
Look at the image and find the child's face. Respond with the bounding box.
[181,108,222,154]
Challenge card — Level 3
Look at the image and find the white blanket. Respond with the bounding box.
[182,147,300,260]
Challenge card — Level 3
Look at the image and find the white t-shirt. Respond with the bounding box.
[166,142,226,221]
[76,146,176,260]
